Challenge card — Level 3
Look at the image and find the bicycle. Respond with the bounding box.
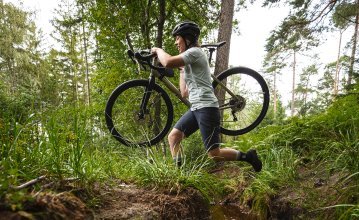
[105,41,270,147]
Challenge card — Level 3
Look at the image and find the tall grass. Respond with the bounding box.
[105,144,227,201]
[0,114,44,187]
[0,105,227,207]
[239,93,359,218]
[1,92,358,218]
[1,107,108,188]
[240,145,298,218]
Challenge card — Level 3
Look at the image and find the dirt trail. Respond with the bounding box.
[0,164,345,219]
[0,182,210,220]
[93,182,210,219]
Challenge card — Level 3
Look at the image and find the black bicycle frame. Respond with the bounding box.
[139,74,156,119]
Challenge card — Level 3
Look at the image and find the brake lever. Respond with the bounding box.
[139,61,147,71]
[127,50,136,65]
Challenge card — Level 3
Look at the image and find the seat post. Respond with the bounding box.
[208,48,216,63]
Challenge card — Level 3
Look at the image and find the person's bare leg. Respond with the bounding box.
[208,147,263,172]
[168,128,185,166]
[207,147,238,161]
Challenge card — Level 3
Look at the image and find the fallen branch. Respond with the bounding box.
[41,177,80,189]
[11,175,47,190]
[33,177,80,197]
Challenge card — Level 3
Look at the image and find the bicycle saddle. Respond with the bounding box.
[201,41,226,49]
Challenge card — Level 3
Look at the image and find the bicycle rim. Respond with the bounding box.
[105,80,173,146]
[213,67,270,136]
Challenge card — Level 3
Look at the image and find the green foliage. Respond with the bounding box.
[0,2,49,121]
[86,0,221,121]
[265,12,318,53]
[1,1,358,219]
[242,92,359,218]
[0,103,225,208]
[332,1,358,29]
[294,64,318,116]
[242,146,298,217]
[122,147,225,201]
[263,0,359,118]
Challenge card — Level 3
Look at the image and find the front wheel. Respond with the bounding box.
[213,67,270,136]
[105,80,174,147]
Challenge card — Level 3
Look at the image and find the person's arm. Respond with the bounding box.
[179,67,188,98]
[151,47,185,68]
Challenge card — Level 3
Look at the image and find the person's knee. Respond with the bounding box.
[168,129,184,145]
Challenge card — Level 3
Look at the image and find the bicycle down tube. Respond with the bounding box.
[149,64,191,108]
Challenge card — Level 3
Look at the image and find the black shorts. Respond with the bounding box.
[174,107,221,151]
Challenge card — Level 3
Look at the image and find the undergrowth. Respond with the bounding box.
[1,93,358,219]
[237,93,359,219]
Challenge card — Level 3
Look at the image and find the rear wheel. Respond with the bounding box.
[213,67,270,136]
[105,80,173,146]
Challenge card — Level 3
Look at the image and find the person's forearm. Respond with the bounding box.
[152,47,185,68]
[155,48,172,67]
[179,68,188,98]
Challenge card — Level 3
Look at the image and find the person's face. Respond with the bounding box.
[175,35,186,53]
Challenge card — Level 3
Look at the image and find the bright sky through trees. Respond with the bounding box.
[5,0,354,105]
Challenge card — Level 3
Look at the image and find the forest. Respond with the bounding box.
[0,0,358,219]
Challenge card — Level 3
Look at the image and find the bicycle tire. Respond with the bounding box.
[105,79,174,147]
[212,67,270,136]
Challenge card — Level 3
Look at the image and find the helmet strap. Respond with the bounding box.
[184,38,191,50]
[184,36,197,50]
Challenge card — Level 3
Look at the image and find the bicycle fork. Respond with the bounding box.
[138,74,156,119]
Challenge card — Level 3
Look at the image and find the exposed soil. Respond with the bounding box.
[0,181,210,220]
[268,164,347,219]
[0,191,93,220]
[204,162,347,219]
[0,164,348,220]
[93,181,210,219]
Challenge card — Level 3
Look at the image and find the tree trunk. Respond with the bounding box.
[347,1,359,87]
[155,0,166,153]
[214,0,234,138]
[214,0,234,76]
[334,30,343,95]
[80,4,91,106]
[291,50,296,117]
[70,26,79,106]
[142,0,152,48]
[273,71,277,120]
[303,72,310,117]
[156,0,165,48]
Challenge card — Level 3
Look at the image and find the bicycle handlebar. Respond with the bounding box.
[134,51,156,61]
[127,49,174,77]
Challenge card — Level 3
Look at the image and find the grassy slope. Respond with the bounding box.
[237,93,359,219]
[0,94,358,219]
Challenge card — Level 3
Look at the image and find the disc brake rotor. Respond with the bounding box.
[230,95,246,112]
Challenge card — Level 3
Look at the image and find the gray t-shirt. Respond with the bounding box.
[181,47,219,110]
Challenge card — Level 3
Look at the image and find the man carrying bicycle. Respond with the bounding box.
[151,21,262,172]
